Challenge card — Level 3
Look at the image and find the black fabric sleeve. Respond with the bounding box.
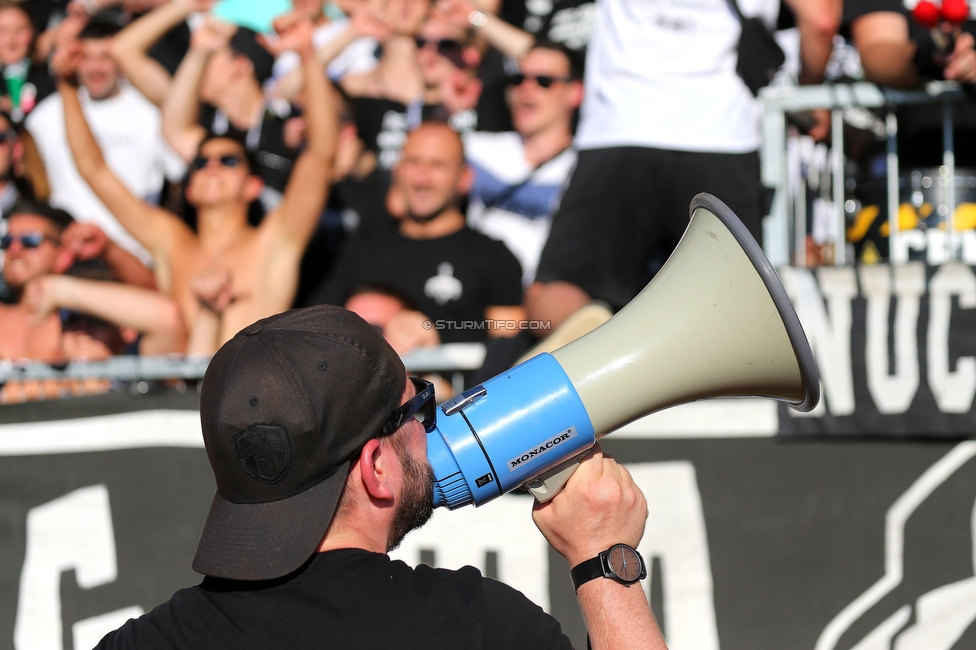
[480,577,577,650]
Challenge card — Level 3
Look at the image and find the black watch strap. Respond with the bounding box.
[570,555,606,592]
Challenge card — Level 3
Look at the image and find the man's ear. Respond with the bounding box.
[456,163,474,196]
[568,80,584,109]
[356,438,396,501]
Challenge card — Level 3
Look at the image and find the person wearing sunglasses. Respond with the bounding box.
[95,305,664,650]
[463,41,582,290]
[0,203,76,366]
[56,15,338,356]
[0,202,186,396]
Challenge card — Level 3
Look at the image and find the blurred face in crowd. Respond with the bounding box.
[0,6,33,66]
[200,46,255,104]
[345,291,407,329]
[509,47,581,139]
[387,0,430,35]
[2,214,68,289]
[415,18,473,89]
[78,37,122,100]
[186,138,262,209]
[394,123,471,221]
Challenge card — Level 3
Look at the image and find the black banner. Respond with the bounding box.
[780,263,976,437]
[2,396,975,650]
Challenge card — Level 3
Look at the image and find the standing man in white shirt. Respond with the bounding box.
[26,20,185,266]
[524,0,840,331]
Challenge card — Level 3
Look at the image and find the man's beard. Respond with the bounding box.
[387,441,436,551]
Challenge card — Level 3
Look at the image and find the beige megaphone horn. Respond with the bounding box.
[428,193,820,509]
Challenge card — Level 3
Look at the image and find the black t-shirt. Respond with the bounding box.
[95,548,574,649]
[305,226,523,343]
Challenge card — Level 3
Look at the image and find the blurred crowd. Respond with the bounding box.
[0,0,974,403]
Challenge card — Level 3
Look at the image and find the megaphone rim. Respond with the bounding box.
[689,193,820,412]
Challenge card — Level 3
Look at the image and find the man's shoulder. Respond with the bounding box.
[95,584,226,649]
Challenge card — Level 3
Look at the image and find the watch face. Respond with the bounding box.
[607,545,643,582]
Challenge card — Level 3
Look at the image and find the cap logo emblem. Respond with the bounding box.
[234,425,292,483]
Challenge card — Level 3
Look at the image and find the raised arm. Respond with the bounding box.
[54,43,185,263]
[784,0,842,85]
[532,446,667,650]
[851,11,976,87]
[110,0,214,106]
[61,222,157,289]
[273,5,392,102]
[24,275,187,355]
[264,14,338,249]
[435,0,534,61]
[160,19,234,162]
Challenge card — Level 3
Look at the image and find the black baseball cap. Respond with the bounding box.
[192,305,406,581]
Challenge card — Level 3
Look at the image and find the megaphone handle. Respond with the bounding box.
[524,453,586,502]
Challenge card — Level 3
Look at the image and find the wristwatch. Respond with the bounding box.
[570,544,646,592]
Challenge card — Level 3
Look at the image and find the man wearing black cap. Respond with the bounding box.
[95,305,666,650]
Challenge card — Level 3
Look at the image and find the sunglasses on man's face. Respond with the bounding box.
[508,73,573,89]
[191,154,246,171]
[0,232,57,250]
[0,130,17,146]
[414,37,468,68]
[381,377,437,435]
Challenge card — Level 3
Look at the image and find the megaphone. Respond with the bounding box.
[427,193,819,509]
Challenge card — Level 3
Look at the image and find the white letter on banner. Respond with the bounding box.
[780,267,857,415]
[14,485,143,650]
[927,263,976,413]
[630,462,718,650]
[859,263,924,414]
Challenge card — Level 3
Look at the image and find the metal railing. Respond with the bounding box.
[760,81,971,267]
[0,343,487,400]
